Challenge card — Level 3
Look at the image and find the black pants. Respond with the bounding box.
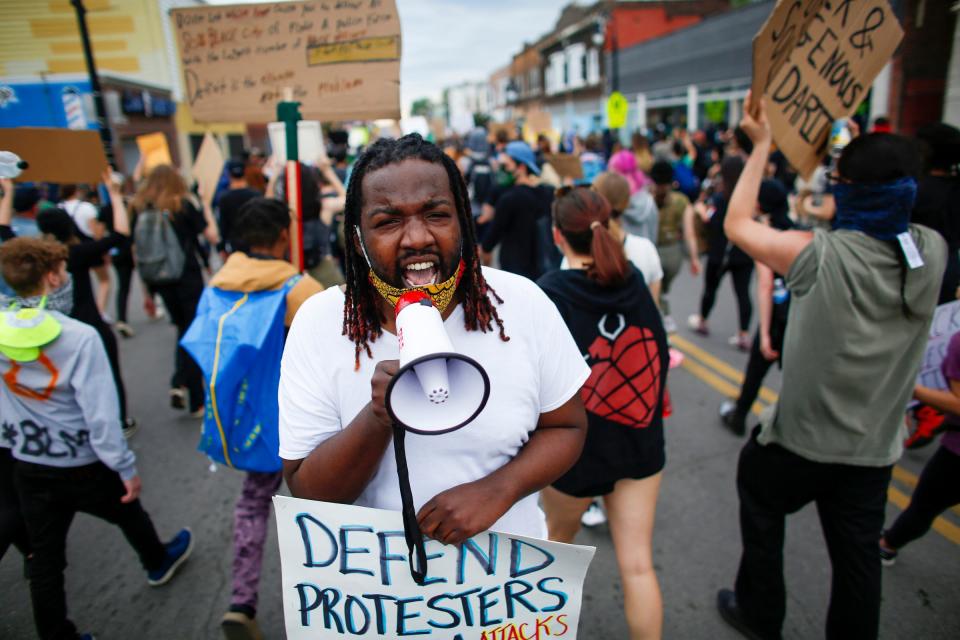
[15,461,166,640]
[732,333,776,422]
[734,432,892,640]
[885,445,960,549]
[114,260,134,324]
[700,257,753,331]
[154,275,205,412]
[92,320,127,423]
[0,448,29,561]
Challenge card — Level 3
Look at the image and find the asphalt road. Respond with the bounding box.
[1,266,958,639]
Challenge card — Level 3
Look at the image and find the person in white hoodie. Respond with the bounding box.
[0,237,192,640]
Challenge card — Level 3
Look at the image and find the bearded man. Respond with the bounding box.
[279,134,589,547]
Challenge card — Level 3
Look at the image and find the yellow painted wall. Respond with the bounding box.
[0,0,173,87]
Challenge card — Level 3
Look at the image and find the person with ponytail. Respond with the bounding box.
[537,186,669,640]
[715,93,946,640]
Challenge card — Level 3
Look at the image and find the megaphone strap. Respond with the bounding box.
[391,423,429,586]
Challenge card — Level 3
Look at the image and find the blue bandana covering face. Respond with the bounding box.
[831,177,918,241]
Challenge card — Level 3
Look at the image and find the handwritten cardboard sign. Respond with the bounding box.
[752,0,827,108]
[170,0,402,123]
[274,496,595,640]
[191,133,224,211]
[525,111,553,136]
[762,0,903,178]
[915,301,960,394]
[544,153,583,181]
[136,132,173,172]
[488,122,516,142]
[0,128,108,184]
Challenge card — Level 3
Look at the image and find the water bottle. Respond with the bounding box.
[773,277,789,305]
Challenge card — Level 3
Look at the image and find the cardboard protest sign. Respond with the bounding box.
[606,92,628,129]
[170,1,402,123]
[525,111,553,136]
[0,128,107,184]
[751,0,827,109]
[489,121,516,142]
[762,0,903,178]
[274,496,596,640]
[914,301,960,394]
[191,133,224,211]
[544,153,584,181]
[136,132,173,172]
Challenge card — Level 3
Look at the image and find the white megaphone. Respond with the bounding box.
[385,291,490,435]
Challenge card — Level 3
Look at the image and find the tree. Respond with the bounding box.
[411,97,433,118]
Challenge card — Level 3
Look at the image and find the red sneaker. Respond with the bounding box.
[904,404,946,449]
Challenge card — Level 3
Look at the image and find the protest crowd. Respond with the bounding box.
[2,1,960,640]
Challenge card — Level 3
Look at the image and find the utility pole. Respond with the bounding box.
[71,0,115,168]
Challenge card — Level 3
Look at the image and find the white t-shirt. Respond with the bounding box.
[278,267,590,539]
[560,233,663,285]
[61,199,99,238]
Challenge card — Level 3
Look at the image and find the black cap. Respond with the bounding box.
[226,159,246,178]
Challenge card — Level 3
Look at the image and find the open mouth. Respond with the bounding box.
[402,260,439,288]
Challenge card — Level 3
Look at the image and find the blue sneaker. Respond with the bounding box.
[147,528,193,586]
[79,634,96,640]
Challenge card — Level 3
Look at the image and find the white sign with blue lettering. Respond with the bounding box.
[274,496,596,639]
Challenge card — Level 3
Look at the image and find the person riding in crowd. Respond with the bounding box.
[480,141,557,280]
[879,329,960,566]
[130,164,220,417]
[3,173,138,439]
[278,134,590,551]
[715,93,946,640]
[538,186,669,640]
[199,197,323,640]
[719,179,794,436]
[590,174,664,303]
[217,159,261,256]
[689,155,754,351]
[0,237,192,640]
[607,150,658,244]
[649,160,701,333]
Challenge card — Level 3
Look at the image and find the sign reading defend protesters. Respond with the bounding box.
[170,0,401,123]
[756,0,902,178]
[274,496,595,639]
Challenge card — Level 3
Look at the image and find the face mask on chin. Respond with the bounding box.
[355,226,465,314]
[5,274,74,316]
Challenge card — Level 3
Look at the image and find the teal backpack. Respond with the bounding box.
[181,276,300,473]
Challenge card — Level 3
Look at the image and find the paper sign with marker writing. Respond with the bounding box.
[136,132,173,172]
[762,0,902,178]
[170,0,401,123]
[274,495,595,640]
[914,301,960,395]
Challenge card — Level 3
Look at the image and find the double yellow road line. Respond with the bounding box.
[670,334,960,546]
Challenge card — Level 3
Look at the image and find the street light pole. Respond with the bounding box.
[70,0,115,169]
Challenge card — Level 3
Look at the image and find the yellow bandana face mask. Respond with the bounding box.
[355,225,465,313]
[369,259,464,314]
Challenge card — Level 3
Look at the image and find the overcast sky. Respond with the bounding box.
[207,0,569,113]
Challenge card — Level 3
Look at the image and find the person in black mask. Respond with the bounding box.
[538,186,669,640]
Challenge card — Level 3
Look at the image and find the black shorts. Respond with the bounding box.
[551,416,665,498]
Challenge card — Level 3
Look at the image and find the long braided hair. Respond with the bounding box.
[342,134,508,368]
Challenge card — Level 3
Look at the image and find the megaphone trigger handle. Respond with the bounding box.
[391,422,429,586]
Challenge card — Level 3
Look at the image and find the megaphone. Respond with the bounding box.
[385,291,490,435]
[0,151,28,179]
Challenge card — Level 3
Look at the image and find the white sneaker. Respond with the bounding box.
[662,315,678,334]
[719,400,736,419]
[580,501,607,527]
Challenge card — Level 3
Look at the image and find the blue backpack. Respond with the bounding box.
[181,276,300,473]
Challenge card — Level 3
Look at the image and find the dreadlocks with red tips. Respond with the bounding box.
[342,134,509,369]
